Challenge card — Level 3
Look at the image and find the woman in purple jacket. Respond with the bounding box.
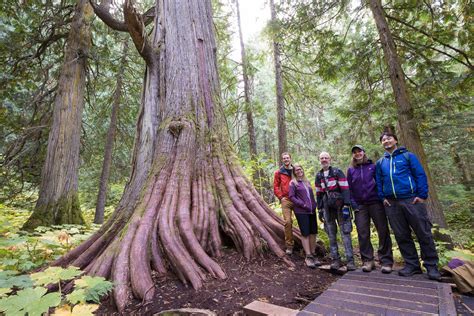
[347,145,393,273]
[289,164,321,268]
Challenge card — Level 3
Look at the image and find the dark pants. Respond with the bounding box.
[354,202,393,266]
[295,213,317,236]
[384,199,439,269]
[323,203,353,263]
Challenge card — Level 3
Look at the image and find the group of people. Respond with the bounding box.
[273,131,441,281]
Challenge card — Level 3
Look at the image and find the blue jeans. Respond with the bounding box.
[384,199,438,269]
[323,204,354,262]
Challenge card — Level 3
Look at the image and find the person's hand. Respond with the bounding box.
[383,199,391,207]
[412,197,425,204]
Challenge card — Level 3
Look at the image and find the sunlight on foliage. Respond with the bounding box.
[0,288,11,298]
[0,206,99,272]
[52,303,99,316]
[31,266,82,286]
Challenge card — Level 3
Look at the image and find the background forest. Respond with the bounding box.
[0,0,472,313]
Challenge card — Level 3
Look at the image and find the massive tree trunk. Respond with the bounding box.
[94,39,129,224]
[235,0,257,160]
[55,1,301,312]
[269,0,288,158]
[22,0,92,230]
[368,0,447,227]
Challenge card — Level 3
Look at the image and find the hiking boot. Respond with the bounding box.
[330,260,341,270]
[426,267,441,281]
[285,248,293,255]
[381,265,393,274]
[398,265,423,277]
[346,261,356,271]
[312,257,322,267]
[362,260,375,272]
[305,255,316,269]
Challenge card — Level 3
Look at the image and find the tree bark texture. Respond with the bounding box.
[368,0,447,227]
[94,39,129,224]
[56,1,304,312]
[235,0,257,160]
[450,145,472,191]
[23,0,92,230]
[270,0,288,159]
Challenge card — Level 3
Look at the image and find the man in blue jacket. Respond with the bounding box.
[375,132,441,281]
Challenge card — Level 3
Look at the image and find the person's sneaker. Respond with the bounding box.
[398,265,423,277]
[381,265,393,274]
[330,260,341,270]
[426,267,441,281]
[285,248,293,255]
[362,260,375,272]
[346,261,356,271]
[305,255,316,269]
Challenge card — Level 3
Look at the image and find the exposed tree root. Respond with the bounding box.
[52,1,319,312]
[52,121,306,312]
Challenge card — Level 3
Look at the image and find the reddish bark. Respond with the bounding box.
[54,0,308,312]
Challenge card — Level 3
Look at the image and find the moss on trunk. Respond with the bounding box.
[23,193,84,230]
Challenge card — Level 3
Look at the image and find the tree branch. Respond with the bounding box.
[386,14,473,69]
[90,0,128,31]
[90,0,155,32]
[123,0,155,64]
[392,33,472,71]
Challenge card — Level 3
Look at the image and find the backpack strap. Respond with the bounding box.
[403,152,410,164]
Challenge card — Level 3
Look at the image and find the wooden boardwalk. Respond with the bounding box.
[297,270,456,316]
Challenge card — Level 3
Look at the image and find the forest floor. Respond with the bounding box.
[97,248,340,315]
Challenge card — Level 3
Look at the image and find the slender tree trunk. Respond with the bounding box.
[269,0,287,158]
[54,1,309,312]
[368,0,447,227]
[235,0,257,160]
[450,145,472,191]
[94,39,129,224]
[23,0,92,230]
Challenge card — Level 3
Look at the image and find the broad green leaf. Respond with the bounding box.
[52,303,99,316]
[66,288,87,304]
[74,276,113,303]
[0,288,11,297]
[0,287,60,316]
[75,275,108,289]
[0,271,33,288]
[72,303,99,315]
[51,304,73,315]
[23,291,62,316]
[31,266,82,286]
[19,260,38,272]
[1,259,18,266]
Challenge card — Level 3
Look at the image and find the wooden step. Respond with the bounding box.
[243,300,299,316]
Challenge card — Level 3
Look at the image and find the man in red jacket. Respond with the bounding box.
[274,152,294,254]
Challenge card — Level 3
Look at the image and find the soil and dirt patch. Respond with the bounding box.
[97,248,340,315]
